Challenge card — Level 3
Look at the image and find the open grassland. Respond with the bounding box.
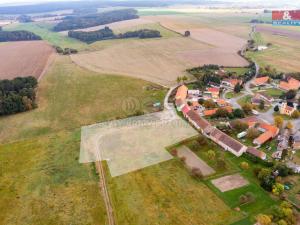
[0,41,54,79]
[0,54,167,224]
[0,56,166,143]
[247,26,300,72]
[4,22,89,51]
[0,130,106,225]
[105,158,242,225]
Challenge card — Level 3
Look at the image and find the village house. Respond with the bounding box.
[175,85,188,100]
[254,123,279,146]
[280,102,296,116]
[204,87,220,99]
[252,76,269,86]
[239,117,279,146]
[221,78,242,89]
[184,108,247,157]
[279,77,300,91]
[202,106,233,117]
[216,99,229,107]
[246,147,267,160]
[209,128,247,157]
[188,89,200,95]
[251,92,273,106]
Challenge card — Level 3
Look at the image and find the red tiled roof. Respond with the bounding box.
[204,109,217,116]
[210,128,245,153]
[254,76,269,85]
[259,123,279,137]
[175,85,188,100]
[182,105,191,115]
[207,87,220,93]
[186,110,211,130]
[279,77,300,91]
[246,147,266,159]
[254,131,273,145]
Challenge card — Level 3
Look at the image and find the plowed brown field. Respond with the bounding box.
[0,41,55,80]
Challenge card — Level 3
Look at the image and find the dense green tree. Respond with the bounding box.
[54,9,139,31]
[0,30,41,42]
[0,76,37,116]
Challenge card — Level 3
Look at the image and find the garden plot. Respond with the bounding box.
[211,174,249,192]
[80,110,198,177]
[177,145,215,176]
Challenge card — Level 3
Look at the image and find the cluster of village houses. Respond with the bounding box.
[174,74,300,165]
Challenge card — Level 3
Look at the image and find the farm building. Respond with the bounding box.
[279,77,300,91]
[209,128,247,157]
[251,93,273,106]
[221,78,242,89]
[280,102,296,116]
[175,85,188,100]
[205,87,220,99]
[252,76,269,86]
[239,116,279,146]
[246,147,267,160]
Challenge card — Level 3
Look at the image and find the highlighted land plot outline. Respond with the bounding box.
[80,110,198,177]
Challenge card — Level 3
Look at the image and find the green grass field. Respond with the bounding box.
[4,21,179,52]
[237,95,252,106]
[0,130,106,225]
[205,153,277,225]
[0,55,167,224]
[0,56,166,143]
[224,67,250,77]
[225,91,243,99]
[166,137,277,225]
[246,31,300,73]
[4,22,89,50]
[105,158,242,225]
[255,88,284,98]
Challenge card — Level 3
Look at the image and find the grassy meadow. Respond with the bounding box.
[0,56,166,143]
[0,130,106,225]
[0,55,167,224]
[246,30,300,73]
[4,22,89,50]
[105,158,242,225]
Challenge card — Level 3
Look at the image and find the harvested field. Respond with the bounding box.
[72,34,248,86]
[59,18,155,35]
[0,41,55,80]
[211,174,249,192]
[177,145,215,176]
[71,37,208,86]
[257,25,300,40]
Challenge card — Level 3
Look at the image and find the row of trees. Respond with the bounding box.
[53,46,78,55]
[54,8,139,31]
[68,27,161,43]
[0,30,41,42]
[0,76,38,116]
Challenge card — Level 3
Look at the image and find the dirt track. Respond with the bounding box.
[0,41,55,80]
